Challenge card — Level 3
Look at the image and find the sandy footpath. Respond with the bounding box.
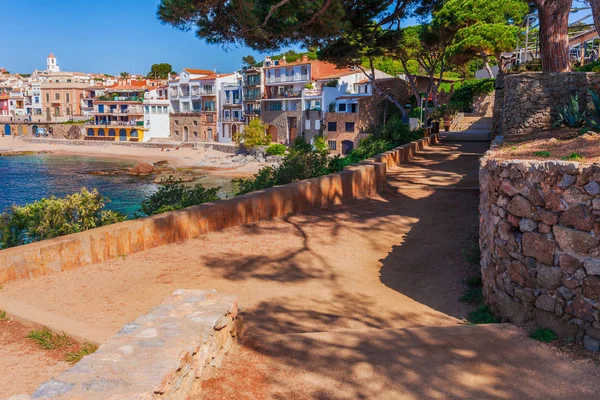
[0,136,263,177]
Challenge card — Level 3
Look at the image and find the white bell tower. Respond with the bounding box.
[47,53,60,73]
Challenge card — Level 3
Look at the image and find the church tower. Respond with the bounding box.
[47,53,60,73]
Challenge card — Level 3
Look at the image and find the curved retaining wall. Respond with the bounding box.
[480,155,600,349]
[0,134,438,285]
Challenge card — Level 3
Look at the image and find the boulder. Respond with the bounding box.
[565,297,596,322]
[582,276,600,300]
[558,204,595,232]
[536,266,563,290]
[584,181,600,195]
[559,253,583,273]
[533,209,558,226]
[534,294,557,313]
[507,195,535,218]
[508,260,533,287]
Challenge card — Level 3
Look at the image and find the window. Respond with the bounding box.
[270,102,282,111]
[203,85,213,94]
[305,120,310,130]
[338,103,346,112]
[315,120,321,130]
[328,140,337,150]
[233,110,240,120]
[345,122,355,132]
[66,93,70,103]
[193,120,198,126]
[207,114,214,123]
[203,101,215,111]
[182,102,190,112]
[175,130,180,137]
[224,110,230,120]
[194,131,198,137]
[34,97,39,104]
[46,93,50,102]
[207,127,213,139]
[55,93,60,100]
[54,107,60,116]
[145,106,150,113]
[174,120,179,125]
[350,103,358,113]
[151,106,157,114]
[327,122,337,132]
[66,107,71,116]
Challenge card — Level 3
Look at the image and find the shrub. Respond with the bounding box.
[65,342,99,363]
[0,188,125,249]
[265,143,287,156]
[141,179,220,215]
[313,135,328,153]
[27,329,72,350]
[554,94,586,128]
[587,89,600,131]
[530,328,557,343]
[467,305,500,324]
[449,79,495,112]
[234,118,270,149]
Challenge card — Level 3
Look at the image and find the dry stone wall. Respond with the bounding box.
[493,72,600,137]
[480,155,600,351]
[12,289,241,400]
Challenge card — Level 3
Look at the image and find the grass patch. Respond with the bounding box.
[530,328,557,343]
[460,287,484,305]
[561,152,584,161]
[533,151,551,158]
[0,310,6,319]
[65,342,98,363]
[467,305,500,324]
[27,329,72,350]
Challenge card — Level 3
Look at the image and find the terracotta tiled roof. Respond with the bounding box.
[190,73,234,81]
[184,68,215,75]
[318,70,359,80]
[48,52,55,58]
[0,94,9,100]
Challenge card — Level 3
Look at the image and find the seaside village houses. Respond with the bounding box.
[1,53,412,152]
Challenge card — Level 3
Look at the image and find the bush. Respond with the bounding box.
[313,135,328,153]
[449,79,495,112]
[141,179,220,215]
[553,94,586,128]
[530,328,557,343]
[234,119,270,149]
[0,188,125,249]
[265,143,287,156]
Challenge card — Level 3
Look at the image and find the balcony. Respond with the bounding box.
[265,75,309,84]
[96,96,143,102]
[244,78,261,87]
[190,89,216,97]
[223,99,242,105]
[264,89,302,99]
[88,120,144,127]
[303,89,322,97]
[94,108,144,115]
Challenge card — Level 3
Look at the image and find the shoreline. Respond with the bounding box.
[0,137,262,179]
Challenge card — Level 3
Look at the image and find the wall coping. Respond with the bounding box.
[10,289,241,400]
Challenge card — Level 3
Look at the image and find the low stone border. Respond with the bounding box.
[22,137,195,149]
[0,134,438,285]
[10,289,241,400]
[480,150,600,351]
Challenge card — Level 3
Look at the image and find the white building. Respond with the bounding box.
[47,53,60,73]
[143,86,171,142]
[219,79,244,143]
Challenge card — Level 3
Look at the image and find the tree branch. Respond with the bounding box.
[261,0,291,28]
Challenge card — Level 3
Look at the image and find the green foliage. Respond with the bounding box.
[575,60,600,73]
[587,89,600,131]
[467,305,500,324]
[65,342,99,364]
[313,136,328,153]
[234,119,270,149]
[120,72,130,79]
[265,143,287,156]
[242,55,257,68]
[27,329,72,350]
[449,78,495,112]
[534,151,551,158]
[461,241,481,266]
[141,179,220,216]
[409,107,423,119]
[0,310,6,320]
[460,287,484,305]
[147,63,173,79]
[553,94,586,128]
[530,328,557,343]
[0,188,125,249]
[562,153,584,161]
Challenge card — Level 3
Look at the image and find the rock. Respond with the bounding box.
[519,218,538,233]
[584,181,600,195]
[497,195,511,208]
[497,291,532,326]
[586,326,600,340]
[583,335,600,352]
[508,260,533,287]
[558,285,575,301]
[584,259,600,275]
[533,209,558,226]
[545,191,567,212]
[507,195,535,218]
[129,162,155,175]
[563,278,580,290]
[563,187,591,204]
[534,309,579,338]
[536,266,563,290]
[507,213,521,227]
[553,225,599,255]
[32,380,74,399]
[574,268,588,280]
[558,204,595,232]
[582,276,600,300]
[522,232,557,265]
[559,254,583,273]
[514,287,536,303]
[558,174,577,189]
[593,198,600,210]
[535,294,557,312]
[538,223,551,234]
[565,296,596,322]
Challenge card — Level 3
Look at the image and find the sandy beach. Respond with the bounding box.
[0,137,265,178]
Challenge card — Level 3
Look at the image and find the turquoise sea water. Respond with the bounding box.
[0,155,159,216]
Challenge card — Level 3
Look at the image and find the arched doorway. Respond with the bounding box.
[231,124,237,139]
[98,128,105,136]
[119,129,127,141]
[341,140,354,155]
[183,126,189,142]
[108,128,116,138]
[87,128,94,137]
[32,125,38,136]
[130,130,138,141]
[207,128,213,141]
[18,125,24,136]
[4,124,11,136]
[268,125,278,142]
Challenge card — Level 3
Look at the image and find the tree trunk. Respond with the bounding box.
[532,0,572,73]
[481,52,494,78]
[591,0,600,42]
[400,59,423,107]
[357,61,409,118]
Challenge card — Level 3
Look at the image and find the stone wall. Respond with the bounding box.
[16,289,241,399]
[494,72,600,137]
[262,109,302,144]
[22,137,195,148]
[0,134,439,286]
[170,113,217,142]
[480,155,600,351]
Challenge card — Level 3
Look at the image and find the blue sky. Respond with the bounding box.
[0,0,594,76]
